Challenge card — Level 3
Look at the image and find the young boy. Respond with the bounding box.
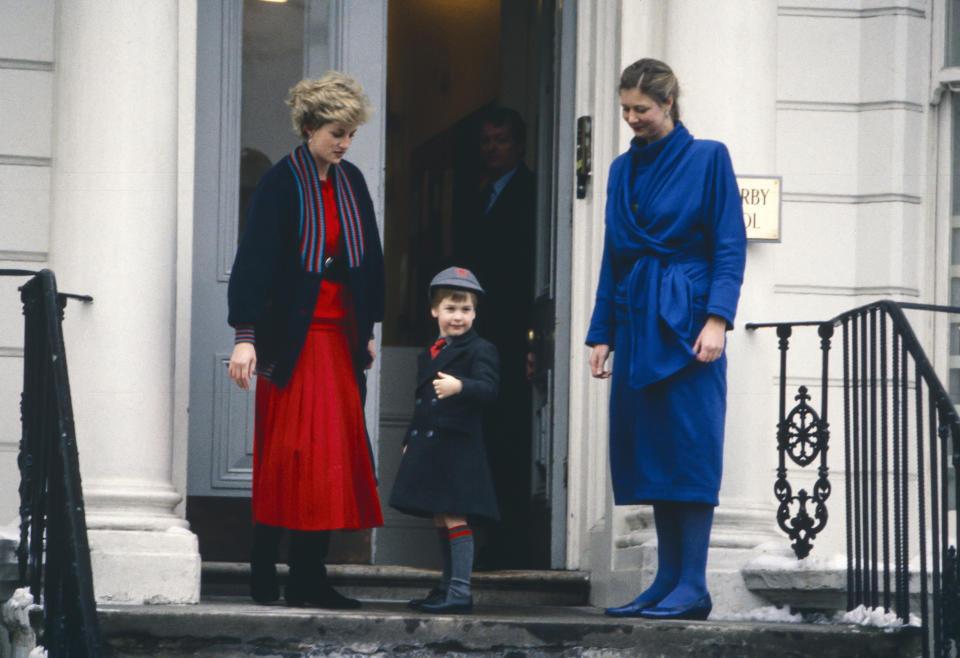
[388,266,500,614]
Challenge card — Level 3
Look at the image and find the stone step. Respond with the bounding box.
[98,596,923,657]
[202,562,591,607]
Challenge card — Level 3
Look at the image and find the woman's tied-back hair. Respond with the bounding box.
[286,71,372,140]
[619,58,680,124]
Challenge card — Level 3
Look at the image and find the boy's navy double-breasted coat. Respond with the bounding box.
[389,328,501,520]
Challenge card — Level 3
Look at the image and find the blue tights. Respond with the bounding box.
[633,501,713,607]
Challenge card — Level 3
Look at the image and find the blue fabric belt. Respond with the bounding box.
[623,254,705,388]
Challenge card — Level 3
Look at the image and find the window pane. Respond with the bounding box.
[951,369,960,404]
[952,102,960,215]
[239,0,306,239]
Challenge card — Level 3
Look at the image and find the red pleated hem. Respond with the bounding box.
[252,318,383,531]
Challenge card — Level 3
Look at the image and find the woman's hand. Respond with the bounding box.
[228,342,257,390]
[589,344,611,379]
[433,371,463,398]
[366,338,376,369]
[694,315,727,363]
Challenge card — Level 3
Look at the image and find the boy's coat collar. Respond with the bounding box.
[418,328,479,388]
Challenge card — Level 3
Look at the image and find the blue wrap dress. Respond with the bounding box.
[586,123,746,506]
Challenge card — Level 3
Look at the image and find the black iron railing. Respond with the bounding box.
[2,269,102,656]
[748,301,960,657]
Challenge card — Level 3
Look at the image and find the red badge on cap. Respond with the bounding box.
[456,268,468,277]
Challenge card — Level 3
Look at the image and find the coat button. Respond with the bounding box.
[425,430,434,438]
[410,429,418,437]
[415,398,422,406]
[430,398,438,406]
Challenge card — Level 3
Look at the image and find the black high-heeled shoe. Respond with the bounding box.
[637,593,712,621]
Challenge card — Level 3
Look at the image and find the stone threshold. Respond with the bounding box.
[203,562,592,606]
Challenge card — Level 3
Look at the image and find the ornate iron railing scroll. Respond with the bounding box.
[748,301,960,658]
[771,323,833,560]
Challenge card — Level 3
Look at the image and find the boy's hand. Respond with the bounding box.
[433,371,462,399]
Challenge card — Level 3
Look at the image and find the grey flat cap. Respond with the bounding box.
[429,266,485,296]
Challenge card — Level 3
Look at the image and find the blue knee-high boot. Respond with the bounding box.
[605,502,681,617]
[639,502,713,620]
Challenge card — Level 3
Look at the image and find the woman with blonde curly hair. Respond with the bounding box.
[228,71,385,608]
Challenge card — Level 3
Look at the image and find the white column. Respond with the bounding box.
[663,0,782,615]
[49,0,199,604]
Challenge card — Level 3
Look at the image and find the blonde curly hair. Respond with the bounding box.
[286,71,372,140]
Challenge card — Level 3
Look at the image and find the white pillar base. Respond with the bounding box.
[81,481,200,604]
[606,501,782,614]
[88,528,200,604]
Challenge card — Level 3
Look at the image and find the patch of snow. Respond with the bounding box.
[747,551,847,572]
[8,588,33,609]
[716,603,921,628]
[835,604,920,628]
[3,587,39,656]
[28,648,47,658]
[716,605,804,623]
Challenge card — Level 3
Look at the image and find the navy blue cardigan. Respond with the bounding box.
[228,156,384,390]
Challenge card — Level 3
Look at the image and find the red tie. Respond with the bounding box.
[430,337,447,359]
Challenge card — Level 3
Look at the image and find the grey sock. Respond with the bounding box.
[447,525,474,603]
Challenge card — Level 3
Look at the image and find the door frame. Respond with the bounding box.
[555,0,577,570]
[330,0,388,489]
[542,0,576,569]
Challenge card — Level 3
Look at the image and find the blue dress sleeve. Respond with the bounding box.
[703,144,747,329]
[586,230,617,348]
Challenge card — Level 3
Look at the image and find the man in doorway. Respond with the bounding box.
[453,107,537,570]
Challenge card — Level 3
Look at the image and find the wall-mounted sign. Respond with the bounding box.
[737,175,781,242]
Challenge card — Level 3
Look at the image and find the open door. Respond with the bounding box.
[187,0,386,562]
[374,0,575,570]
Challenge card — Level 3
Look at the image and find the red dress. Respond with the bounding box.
[252,176,383,531]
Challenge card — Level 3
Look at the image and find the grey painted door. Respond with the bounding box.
[188,0,386,499]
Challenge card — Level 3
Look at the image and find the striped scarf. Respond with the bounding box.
[287,143,365,274]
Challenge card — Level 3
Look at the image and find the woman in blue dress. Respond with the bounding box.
[587,58,746,621]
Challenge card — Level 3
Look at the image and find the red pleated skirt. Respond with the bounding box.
[252,283,383,531]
